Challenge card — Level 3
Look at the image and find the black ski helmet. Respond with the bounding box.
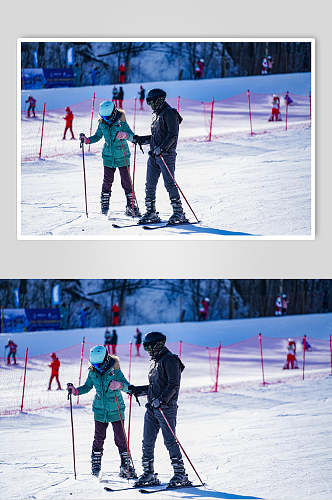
[146,88,166,111]
[143,331,166,359]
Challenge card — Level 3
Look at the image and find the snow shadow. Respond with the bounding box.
[181,487,262,499]
[173,224,255,236]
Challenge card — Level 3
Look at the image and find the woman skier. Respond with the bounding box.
[67,345,136,479]
[79,100,140,218]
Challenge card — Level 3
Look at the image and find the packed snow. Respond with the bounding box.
[19,73,313,239]
[1,313,331,499]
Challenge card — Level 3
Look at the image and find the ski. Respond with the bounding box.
[104,484,165,493]
[139,483,205,494]
[112,221,167,229]
[142,221,201,230]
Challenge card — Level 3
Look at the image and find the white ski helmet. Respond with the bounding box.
[90,345,107,366]
[99,100,115,118]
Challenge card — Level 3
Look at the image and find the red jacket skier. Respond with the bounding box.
[199,297,210,321]
[283,339,298,369]
[63,106,75,140]
[5,339,17,365]
[112,303,120,326]
[119,64,126,84]
[269,95,282,122]
[48,352,62,390]
[25,95,36,118]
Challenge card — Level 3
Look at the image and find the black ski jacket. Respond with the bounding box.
[133,346,185,405]
[138,102,183,153]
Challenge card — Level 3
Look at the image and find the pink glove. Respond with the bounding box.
[109,380,122,390]
[84,137,90,144]
[116,131,129,140]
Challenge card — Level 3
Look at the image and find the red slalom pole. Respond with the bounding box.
[179,340,182,359]
[39,103,46,159]
[20,347,28,412]
[285,91,289,131]
[158,408,205,486]
[88,92,96,153]
[258,333,267,385]
[133,97,137,133]
[159,154,200,223]
[120,140,138,213]
[128,341,133,383]
[115,392,134,479]
[77,336,85,405]
[80,141,89,218]
[309,91,312,124]
[302,336,306,381]
[208,97,214,141]
[247,90,253,136]
[177,96,180,112]
[214,343,221,392]
[132,144,137,215]
[127,394,133,473]
[329,335,332,375]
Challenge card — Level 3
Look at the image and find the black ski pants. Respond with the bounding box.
[92,419,127,454]
[102,166,132,195]
[145,151,180,202]
[142,403,182,462]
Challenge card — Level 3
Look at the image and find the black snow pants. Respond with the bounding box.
[92,419,127,453]
[142,403,182,462]
[145,151,180,201]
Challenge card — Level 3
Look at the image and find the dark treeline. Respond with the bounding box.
[0,280,330,328]
[21,41,311,86]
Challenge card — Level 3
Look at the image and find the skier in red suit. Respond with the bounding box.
[25,96,36,118]
[112,303,120,326]
[5,339,17,365]
[283,339,298,369]
[48,352,62,390]
[119,64,126,84]
[269,95,282,122]
[63,106,75,140]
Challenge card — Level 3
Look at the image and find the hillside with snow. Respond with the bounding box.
[1,313,331,500]
[19,73,313,239]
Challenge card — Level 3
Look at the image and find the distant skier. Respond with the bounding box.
[104,328,112,354]
[128,332,192,488]
[112,86,118,107]
[261,57,268,75]
[133,88,188,225]
[63,106,75,140]
[25,95,36,118]
[281,294,288,316]
[269,95,282,122]
[67,346,137,479]
[283,338,299,369]
[79,100,140,218]
[139,85,145,110]
[267,55,273,74]
[198,59,205,78]
[284,93,294,106]
[112,302,120,326]
[134,327,142,356]
[301,335,312,351]
[119,64,126,84]
[5,339,17,365]
[110,329,118,355]
[118,87,124,108]
[48,352,62,390]
[275,296,282,316]
[198,297,210,321]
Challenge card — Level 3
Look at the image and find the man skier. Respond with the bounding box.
[133,88,188,225]
[128,331,192,488]
[5,339,17,365]
[63,106,75,140]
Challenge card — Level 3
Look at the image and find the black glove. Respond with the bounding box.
[152,146,162,157]
[67,382,76,395]
[132,135,143,145]
[151,397,162,409]
[79,133,86,143]
[127,384,137,396]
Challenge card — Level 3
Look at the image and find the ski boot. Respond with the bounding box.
[91,449,103,477]
[168,198,188,225]
[134,459,160,487]
[138,199,161,224]
[100,192,110,216]
[119,451,137,479]
[167,457,192,488]
[125,193,141,218]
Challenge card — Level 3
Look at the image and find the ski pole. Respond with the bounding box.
[158,408,205,486]
[80,140,89,218]
[114,392,134,479]
[132,144,137,215]
[120,140,139,215]
[67,390,77,480]
[127,394,133,474]
[159,154,200,223]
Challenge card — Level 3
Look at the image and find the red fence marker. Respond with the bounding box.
[258,333,267,385]
[179,340,182,359]
[208,97,215,142]
[177,96,180,112]
[214,343,221,392]
[285,91,289,131]
[77,336,85,405]
[330,335,332,375]
[88,92,96,153]
[309,91,312,124]
[302,336,306,381]
[38,103,46,159]
[247,90,253,136]
[128,341,133,383]
[133,97,137,133]
[20,348,28,412]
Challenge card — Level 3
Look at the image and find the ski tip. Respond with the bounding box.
[104,487,114,491]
